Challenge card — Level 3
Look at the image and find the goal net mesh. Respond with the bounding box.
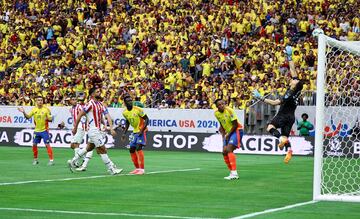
[320,38,360,197]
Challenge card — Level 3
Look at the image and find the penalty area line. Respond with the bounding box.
[230,200,318,219]
[0,207,218,219]
[0,168,201,186]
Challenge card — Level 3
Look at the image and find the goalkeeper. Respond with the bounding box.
[252,46,304,164]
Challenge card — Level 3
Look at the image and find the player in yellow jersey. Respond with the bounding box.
[122,95,149,175]
[18,96,54,166]
[214,99,243,180]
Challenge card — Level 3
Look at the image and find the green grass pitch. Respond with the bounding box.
[0,147,358,219]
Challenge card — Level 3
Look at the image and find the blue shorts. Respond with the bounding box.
[223,129,243,148]
[129,131,147,148]
[33,131,51,145]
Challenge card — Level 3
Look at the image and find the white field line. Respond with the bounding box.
[230,200,318,219]
[0,207,218,219]
[0,168,201,186]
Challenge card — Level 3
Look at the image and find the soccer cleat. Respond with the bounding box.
[129,169,139,174]
[109,167,123,175]
[47,160,55,166]
[224,174,239,180]
[75,166,87,172]
[32,159,39,165]
[67,159,77,172]
[284,150,293,164]
[134,169,145,175]
[278,137,289,149]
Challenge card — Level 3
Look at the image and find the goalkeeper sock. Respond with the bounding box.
[130,152,140,168]
[223,154,232,170]
[285,141,292,149]
[228,152,237,171]
[32,145,38,159]
[45,144,53,161]
[137,150,145,169]
[269,128,281,138]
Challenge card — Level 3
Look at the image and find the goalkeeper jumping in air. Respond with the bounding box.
[252,46,304,163]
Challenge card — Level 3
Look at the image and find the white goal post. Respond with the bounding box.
[314,34,360,202]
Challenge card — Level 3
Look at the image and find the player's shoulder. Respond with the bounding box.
[224,107,234,113]
[133,106,144,112]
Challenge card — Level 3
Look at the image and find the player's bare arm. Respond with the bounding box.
[18,107,30,119]
[288,60,298,78]
[72,110,86,135]
[121,120,130,141]
[263,99,282,106]
[139,115,149,135]
[219,125,225,137]
[105,113,116,136]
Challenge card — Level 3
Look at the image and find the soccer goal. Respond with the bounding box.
[313,34,360,202]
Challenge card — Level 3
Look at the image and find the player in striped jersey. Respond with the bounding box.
[68,94,93,171]
[67,87,122,175]
[214,99,243,180]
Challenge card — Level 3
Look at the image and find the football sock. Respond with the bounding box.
[74,147,80,156]
[100,154,113,169]
[285,141,292,149]
[223,155,232,170]
[82,151,93,168]
[32,145,38,159]
[45,145,53,160]
[137,150,145,169]
[269,128,281,138]
[130,152,140,168]
[228,152,237,171]
[72,148,87,162]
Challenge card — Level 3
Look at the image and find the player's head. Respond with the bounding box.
[36,95,44,107]
[215,99,225,112]
[77,93,86,103]
[70,94,77,106]
[123,95,133,109]
[290,79,304,94]
[301,113,308,121]
[89,87,101,99]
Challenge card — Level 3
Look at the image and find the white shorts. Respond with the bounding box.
[87,128,106,148]
[71,129,85,144]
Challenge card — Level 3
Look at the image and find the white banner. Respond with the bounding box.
[13,129,115,149]
[202,134,313,155]
[0,106,244,133]
[293,106,360,137]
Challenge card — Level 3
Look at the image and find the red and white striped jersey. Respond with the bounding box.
[83,99,109,130]
[70,104,88,130]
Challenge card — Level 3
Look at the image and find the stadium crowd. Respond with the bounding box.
[0,0,359,110]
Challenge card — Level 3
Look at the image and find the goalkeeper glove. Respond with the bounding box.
[252,90,265,101]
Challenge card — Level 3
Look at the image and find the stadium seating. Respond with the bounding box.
[0,0,358,111]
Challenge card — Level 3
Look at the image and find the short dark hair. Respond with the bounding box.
[294,80,304,93]
[89,87,97,96]
[36,95,44,100]
[214,99,222,105]
[123,94,131,101]
[302,113,309,119]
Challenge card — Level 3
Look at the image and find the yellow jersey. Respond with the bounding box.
[214,107,242,134]
[123,106,147,133]
[28,107,52,132]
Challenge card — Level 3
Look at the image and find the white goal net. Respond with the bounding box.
[314,35,360,202]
